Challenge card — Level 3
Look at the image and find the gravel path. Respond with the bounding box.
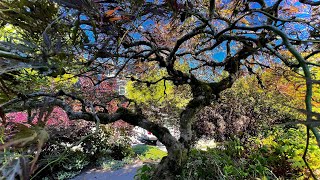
[71,144,166,180]
[71,163,143,180]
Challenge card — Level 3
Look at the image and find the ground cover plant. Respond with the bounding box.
[100,144,167,173]
[133,144,167,161]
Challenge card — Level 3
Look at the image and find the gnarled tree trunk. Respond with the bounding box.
[152,91,212,179]
[153,142,187,179]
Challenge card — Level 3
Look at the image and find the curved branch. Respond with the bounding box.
[1,91,179,151]
[299,0,320,6]
[166,24,206,66]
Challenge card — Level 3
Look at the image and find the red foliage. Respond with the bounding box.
[6,107,70,126]
[5,73,130,129]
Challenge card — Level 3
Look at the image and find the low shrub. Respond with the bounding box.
[249,126,320,178]
[33,121,133,180]
[109,136,134,160]
[179,126,320,180]
[178,147,276,179]
[134,163,157,180]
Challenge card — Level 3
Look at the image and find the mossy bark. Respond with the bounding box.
[152,144,188,180]
[152,92,210,179]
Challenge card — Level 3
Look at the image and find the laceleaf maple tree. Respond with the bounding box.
[1,0,320,179]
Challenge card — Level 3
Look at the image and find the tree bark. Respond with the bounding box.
[152,142,187,179]
[152,91,213,179]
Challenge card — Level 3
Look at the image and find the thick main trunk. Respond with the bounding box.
[153,142,188,180]
[179,93,212,148]
[152,96,208,179]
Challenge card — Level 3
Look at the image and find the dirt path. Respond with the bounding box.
[71,163,143,180]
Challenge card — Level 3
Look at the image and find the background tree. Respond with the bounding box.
[126,61,191,128]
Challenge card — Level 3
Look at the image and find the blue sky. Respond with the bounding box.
[77,0,315,82]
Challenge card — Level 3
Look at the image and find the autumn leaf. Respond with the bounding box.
[282,6,299,13]
[104,7,125,22]
[240,18,250,25]
[104,7,120,17]
[109,17,123,22]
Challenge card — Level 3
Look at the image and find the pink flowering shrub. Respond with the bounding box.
[5,107,70,127]
[46,107,70,126]
[6,112,28,124]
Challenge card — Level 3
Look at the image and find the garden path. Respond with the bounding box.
[71,162,143,180]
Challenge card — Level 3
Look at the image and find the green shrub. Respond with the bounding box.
[132,144,150,155]
[134,163,156,180]
[109,136,134,160]
[249,126,320,179]
[33,122,133,180]
[180,126,320,180]
[178,146,275,180]
[0,150,31,180]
